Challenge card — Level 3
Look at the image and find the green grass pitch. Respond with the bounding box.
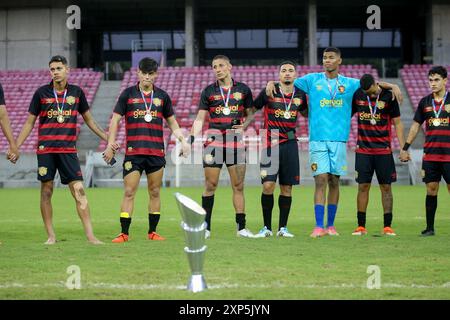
[0,185,449,299]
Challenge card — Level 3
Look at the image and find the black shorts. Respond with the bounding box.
[355,153,397,184]
[260,140,300,185]
[202,145,246,169]
[37,153,83,185]
[123,155,165,178]
[422,160,450,184]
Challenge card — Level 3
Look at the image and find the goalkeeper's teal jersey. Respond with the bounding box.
[294,73,360,142]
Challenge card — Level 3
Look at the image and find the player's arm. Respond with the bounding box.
[166,115,190,157]
[189,110,208,144]
[400,121,421,162]
[392,117,406,151]
[299,91,308,118]
[16,114,37,150]
[82,110,108,141]
[0,105,19,162]
[378,81,403,105]
[103,113,122,164]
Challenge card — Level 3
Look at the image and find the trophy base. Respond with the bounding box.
[187,274,207,293]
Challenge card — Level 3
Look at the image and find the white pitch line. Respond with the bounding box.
[1,282,450,290]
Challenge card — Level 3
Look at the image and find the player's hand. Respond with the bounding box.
[265,81,277,98]
[109,142,120,152]
[231,124,244,135]
[391,85,403,105]
[102,147,115,164]
[6,145,19,164]
[178,140,191,158]
[399,150,410,162]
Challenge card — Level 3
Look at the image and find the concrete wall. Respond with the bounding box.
[431,3,450,65]
[0,8,77,70]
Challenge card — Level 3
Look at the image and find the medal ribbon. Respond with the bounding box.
[279,86,296,113]
[140,88,154,114]
[53,89,67,115]
[432,91,448,119]
[366,93,380,121]
[325,74,341,102]
[219,85,232,110]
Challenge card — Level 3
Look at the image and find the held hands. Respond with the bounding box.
[6,145,20,164]
[102,142,120,164]
[399,149,410,162]
[231,124,244,135]
[178,139,191,158]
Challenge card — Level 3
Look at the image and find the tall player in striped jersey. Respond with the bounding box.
[351,74,405,236]
[189,55,255,239]
[105,58,190,243]
[267,47,402,238]
[252,61,307,238]
[401,66,450,237]
[15,55,113,244]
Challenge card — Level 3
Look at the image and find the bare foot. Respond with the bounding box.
[44,238,57,245]
[88,238,104,245]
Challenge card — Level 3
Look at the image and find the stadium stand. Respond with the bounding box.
[0,69,103,153]
[98,65,381,153]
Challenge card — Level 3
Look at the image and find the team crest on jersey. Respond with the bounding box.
[311,163,318,172]
[338,85,345,93]
[445,104,450,113]
[124,161,132,171]
[316,85,323,91]
[293,98,301,106]
[66,96,76,105]
[153,98,162,107]
[260,170,268,179]
[377,101,386,110]
[233,92,242,100]
[38,167,48,176]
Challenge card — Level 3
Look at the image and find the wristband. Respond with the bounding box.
[402,143,410,151]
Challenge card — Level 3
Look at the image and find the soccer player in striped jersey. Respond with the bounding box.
[189,55,255,239]
[252,61,308,238]
[15,55,112,245]
[401,66,450,237]
[351,74,405,236]
[105,57,190,243]
[267,47,402,238]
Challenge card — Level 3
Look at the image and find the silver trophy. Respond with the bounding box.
[174,192,207,292]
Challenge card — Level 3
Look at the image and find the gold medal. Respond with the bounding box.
[370,118,377,125]
[57,115,65,123]
[223,107,231,115]
[432,118,441,126]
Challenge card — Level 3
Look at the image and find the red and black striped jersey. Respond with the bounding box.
[199,79,253,149]
[254,84,307,144]
[414,93,450,162]
[352,88,400,155]
[29,81,89,154]
[114,83,174,157]
[0,82,5,105]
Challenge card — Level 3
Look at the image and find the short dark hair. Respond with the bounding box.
[138,58,158,73]
[360,74,376,91]
[428,66,447,79]
[279,60,297,70]
[49,55,68,66]
[212,55,231,63]
[323,47,341,56]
